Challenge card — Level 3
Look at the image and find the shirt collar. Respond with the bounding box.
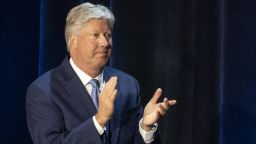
[69,58,104,86]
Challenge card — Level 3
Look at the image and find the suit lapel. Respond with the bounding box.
[59,57,97,119]
[65,76,97,117]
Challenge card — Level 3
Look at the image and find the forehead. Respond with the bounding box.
[80,18,112,32]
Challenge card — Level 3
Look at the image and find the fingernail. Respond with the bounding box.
[111,76,117,80]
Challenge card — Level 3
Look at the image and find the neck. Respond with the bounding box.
[71,59,103,78]
[82,67,103,78]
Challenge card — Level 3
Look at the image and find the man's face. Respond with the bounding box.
[70,19,112,74]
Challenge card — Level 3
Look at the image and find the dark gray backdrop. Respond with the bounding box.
[1,0,256,144]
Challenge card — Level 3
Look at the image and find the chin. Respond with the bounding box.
[97,59,109,67]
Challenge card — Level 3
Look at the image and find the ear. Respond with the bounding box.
[69,33,78,51]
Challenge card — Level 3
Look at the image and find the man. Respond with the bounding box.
[26,2,176,144]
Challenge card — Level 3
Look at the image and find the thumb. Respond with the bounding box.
[150,88,162,104]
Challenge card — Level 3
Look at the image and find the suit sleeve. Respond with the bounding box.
[26,84,102,144]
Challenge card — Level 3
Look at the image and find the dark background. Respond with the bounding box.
[1,0,256,143]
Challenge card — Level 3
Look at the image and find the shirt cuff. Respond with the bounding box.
[139,118,158,144]
[93,116,105,135]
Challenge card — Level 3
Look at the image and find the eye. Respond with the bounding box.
[91,33,99,38]
[105,33,112,39]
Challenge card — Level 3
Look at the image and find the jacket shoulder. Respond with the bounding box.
[105,67,137,81]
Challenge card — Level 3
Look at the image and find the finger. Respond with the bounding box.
[150,88,162,104]
[102,77,118,96]
[168,100,177,106]
[164,98,169,105]
[158,104,167,116]
[105,77,117,89]
[106,77,117,96]
[160,99,170,110]
[109,89,117,102]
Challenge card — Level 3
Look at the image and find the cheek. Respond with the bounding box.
[81,45,97,58]
[77,40,91,52]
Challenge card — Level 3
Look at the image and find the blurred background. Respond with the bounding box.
[1,0,256,143]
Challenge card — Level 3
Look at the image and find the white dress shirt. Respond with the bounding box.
[70,58,157,143]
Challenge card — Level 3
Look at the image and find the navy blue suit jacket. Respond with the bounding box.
[26,57,160,144]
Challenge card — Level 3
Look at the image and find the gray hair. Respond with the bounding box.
[65,2,115,52]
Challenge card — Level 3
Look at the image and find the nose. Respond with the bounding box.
[99,34,111,47]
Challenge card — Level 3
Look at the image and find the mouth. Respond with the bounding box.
[95,51,109,57]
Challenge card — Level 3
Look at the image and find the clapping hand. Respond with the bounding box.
[142,88,176,131]
[95,77,118,127]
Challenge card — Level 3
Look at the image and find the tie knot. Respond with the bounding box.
[89,79,100,88]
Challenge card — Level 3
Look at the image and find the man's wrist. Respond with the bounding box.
[93,116,105,135]
[139,118,158,143]
[95,112,108,128]
[141,119,156,131]
[141,123,154,131]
